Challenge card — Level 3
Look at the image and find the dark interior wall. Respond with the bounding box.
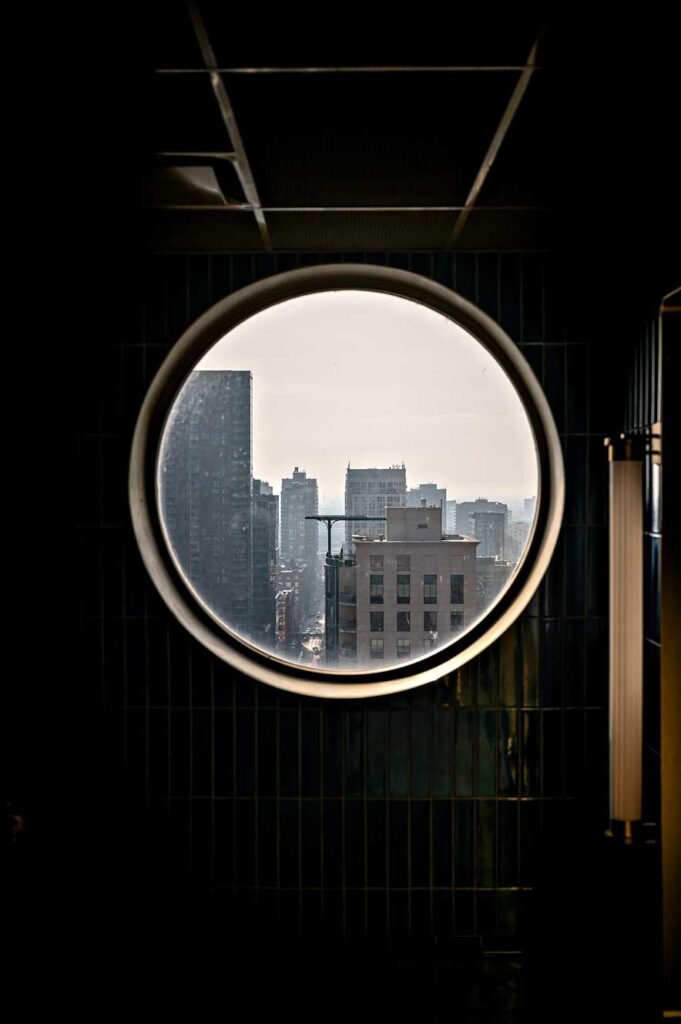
[78,249,613,957]
[38,15,674,1017]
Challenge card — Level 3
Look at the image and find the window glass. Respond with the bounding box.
[396,639,411,658]
[423,574,437,604]
[424,611,438,633]
[370,638,384,659]
[149,284,550,684]
[396,574,410,604]
[369,575,384,604]
[450,574,464,604]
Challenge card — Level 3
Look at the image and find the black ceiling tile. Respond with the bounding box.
[267,212,455,250]
[451,209,552,250]
[145,0,206,69]
[197,7,545,67]
[225,72,520,206]
[148,211,265,251]
[476,73,557,207]
[148,73,232,153]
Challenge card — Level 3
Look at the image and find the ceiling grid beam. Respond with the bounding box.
[186,1,272,249]
[446,37,541,249]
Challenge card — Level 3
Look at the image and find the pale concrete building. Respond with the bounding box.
[407,482,447,522]
[337,504,478,668]
[446,499,457,533]
[344,465,407,552]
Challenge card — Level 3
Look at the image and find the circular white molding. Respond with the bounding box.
[129,263,564,698]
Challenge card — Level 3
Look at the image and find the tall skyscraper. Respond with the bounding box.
[252,479,278,644]
[344,465,407,552]
[280,467,319,617]
[280,467,319,566]
[470,509,506,559]
[159,369,253,635]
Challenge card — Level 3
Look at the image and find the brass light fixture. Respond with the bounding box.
[605,432,645,842]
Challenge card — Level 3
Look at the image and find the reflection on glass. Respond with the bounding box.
[157,291,538,673]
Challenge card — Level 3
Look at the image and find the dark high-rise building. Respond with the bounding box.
[470,509,506,559]
[159,369,253,635]
[456,498,509,559]
[281,467,319,566]
[252,479,278,644]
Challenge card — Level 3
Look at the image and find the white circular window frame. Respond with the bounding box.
[129,264,564,699]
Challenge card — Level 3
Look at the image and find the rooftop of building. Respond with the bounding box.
[352,534,477,544]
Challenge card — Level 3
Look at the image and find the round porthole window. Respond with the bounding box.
[129,264,564,698]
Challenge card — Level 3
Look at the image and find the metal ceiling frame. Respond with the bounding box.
[154,13,546,249]
[149,204,549,212]
[187,1,272,249]
[155,64,549,74]
[446,38,541,248]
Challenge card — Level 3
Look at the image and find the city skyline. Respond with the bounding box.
[195,290,538,506]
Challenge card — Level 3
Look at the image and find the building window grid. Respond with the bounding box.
[396,573,410,604]
[370,638,384,659]
[370,611,384,632]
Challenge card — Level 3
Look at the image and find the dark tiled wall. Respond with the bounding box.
[80,250,612,950]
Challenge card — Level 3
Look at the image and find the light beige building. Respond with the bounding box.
[337,504,478,667]
[344,465,406,553]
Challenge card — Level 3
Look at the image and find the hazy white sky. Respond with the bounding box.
[195,290,538,509]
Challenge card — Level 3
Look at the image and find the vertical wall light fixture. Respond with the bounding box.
[605,433,644,842]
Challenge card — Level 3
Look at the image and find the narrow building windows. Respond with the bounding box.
[370,611,384,632]
[397,611,411,632]
[423,574,437,604]
[396,573,410,604]
[450,574,464,604]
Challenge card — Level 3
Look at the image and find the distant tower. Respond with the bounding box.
[344,465,407,552]
[281,467,319,565]
[470,510,506,559]
[446,499,457,533]
[159,369,253,635]
[252,479,279,644]
[456,498,509,559]
[280,467,319,616]
[407,482,447,522]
